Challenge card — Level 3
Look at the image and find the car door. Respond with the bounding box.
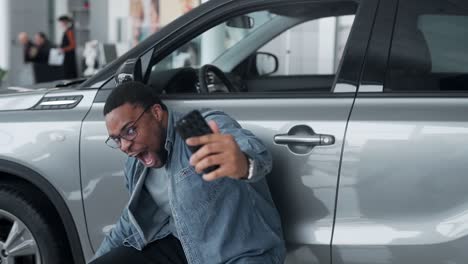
[333,0,468,263]
[80,0,377,262]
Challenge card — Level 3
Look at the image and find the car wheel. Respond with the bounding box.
[0,185,62,264]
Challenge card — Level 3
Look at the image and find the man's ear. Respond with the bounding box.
[150,104,163,121]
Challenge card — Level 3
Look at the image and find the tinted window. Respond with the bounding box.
[385,0,468,92]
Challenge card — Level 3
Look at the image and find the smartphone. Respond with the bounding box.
[175,110,219,174]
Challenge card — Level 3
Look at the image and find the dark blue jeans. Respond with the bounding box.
[90,235,187,264]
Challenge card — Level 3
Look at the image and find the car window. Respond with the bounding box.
[153,11,274,71]
[258,15,355,76]
[146,1,358,95]
[385,0,468,92]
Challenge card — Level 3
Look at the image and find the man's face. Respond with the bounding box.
[105,103,167,168]
[34,35,44,46]
[60,21,68,30]
[18,32,28,45]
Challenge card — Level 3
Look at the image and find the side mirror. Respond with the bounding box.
[255,52,278,76]
[114,58,142,84]
[114,47,154,84]
[226,15,254,29]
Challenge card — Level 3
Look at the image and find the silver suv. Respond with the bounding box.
[1,0,468,263]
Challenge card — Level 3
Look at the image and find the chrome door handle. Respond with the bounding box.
[274,134,335,146]
[274,125,335,154]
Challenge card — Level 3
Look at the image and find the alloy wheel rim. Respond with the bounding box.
[0,209,41,264]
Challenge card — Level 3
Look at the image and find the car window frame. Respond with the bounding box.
[148,0,364,98]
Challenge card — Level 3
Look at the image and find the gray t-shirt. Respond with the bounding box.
[144,167,178,238]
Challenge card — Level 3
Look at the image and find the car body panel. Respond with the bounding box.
[0,90,49,111]
[332,0,468,262]
[334,96,468,263]
[79,101,129,252]
[0,89,98,259]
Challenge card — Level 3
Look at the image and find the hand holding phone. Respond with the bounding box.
[175,110,219,174]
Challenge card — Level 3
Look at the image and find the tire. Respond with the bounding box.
[0,184,64,264]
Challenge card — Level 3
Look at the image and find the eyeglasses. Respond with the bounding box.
[105,106,150,149]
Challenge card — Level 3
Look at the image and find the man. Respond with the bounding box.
[58,15,78,79]
[91,81,285,264]
[17,32,35,63]
[16,32,35,85]
[18,32,51,64]
[32,32,52,64]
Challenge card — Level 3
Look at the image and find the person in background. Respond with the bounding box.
[32,32,52,64]
[17,31,61,84]
[58,15,78,79]
[16,32,36,85]
[18,32,51,64]
[17,32,35,63]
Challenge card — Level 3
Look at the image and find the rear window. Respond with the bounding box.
[418,15,468,73]
[385,0,468,92]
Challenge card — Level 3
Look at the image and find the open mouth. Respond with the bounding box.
[135,150,155,167]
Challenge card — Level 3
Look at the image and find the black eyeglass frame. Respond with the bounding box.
[105,105,151,149]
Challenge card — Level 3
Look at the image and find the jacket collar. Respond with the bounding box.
[164,109,177,155]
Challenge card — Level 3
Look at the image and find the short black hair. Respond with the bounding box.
[58,15,72,22]
[103,81,167,116]
[36,32,48,41]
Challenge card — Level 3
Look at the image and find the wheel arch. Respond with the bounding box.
[0,159,85,264]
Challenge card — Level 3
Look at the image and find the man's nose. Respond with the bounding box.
[120,138,132,153]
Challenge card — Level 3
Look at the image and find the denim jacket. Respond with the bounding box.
[93,109,286,264]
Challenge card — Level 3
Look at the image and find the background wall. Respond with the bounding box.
[107,0,130,56]
[90,0,108,43]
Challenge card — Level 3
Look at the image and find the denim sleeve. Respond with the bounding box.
[203,110,273,182]
[90,158,135,261]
